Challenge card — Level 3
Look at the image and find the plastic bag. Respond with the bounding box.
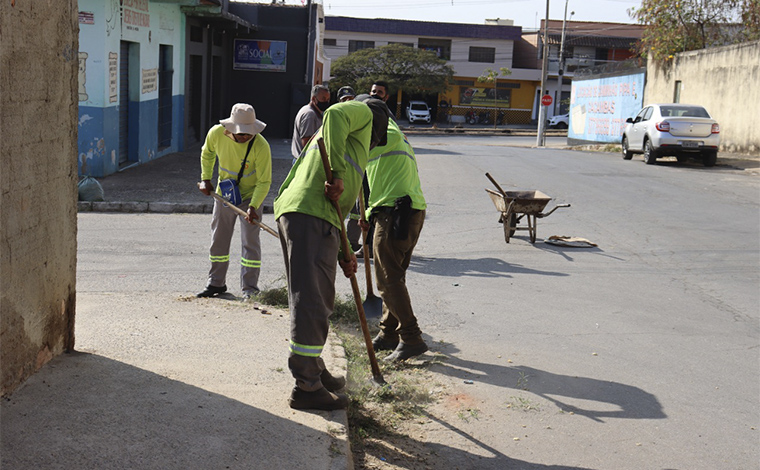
[78,176,105,202]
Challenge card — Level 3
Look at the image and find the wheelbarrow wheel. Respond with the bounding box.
[505,213,517,238]
[502,212,517,243]
[528,215,537,243]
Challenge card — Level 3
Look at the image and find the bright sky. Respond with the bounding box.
[242,0,643,30]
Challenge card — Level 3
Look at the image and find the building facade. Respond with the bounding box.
[77,0,251,178]
[323,16,539,125]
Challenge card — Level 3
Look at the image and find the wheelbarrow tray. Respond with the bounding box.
[486,189,552,215]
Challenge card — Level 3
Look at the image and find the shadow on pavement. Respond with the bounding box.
[409,255,570,278]
[429,346,666,423]
[1,352,340,469]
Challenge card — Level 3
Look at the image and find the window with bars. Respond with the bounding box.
[468,46,495,63]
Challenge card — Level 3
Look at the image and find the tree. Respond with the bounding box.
[632,0,760,61]
[477,67,512,127]
[329,43,454,97]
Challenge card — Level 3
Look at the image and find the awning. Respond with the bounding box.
[181,1,256,31]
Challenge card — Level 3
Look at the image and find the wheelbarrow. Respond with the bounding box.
[485,173,570,244]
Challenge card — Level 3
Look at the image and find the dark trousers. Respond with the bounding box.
[372,209,426,345]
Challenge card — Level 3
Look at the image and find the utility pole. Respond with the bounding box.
[536,0,550,147]
[555,0,573,116]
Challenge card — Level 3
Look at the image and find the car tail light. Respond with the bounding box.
[712,123,720,134]
[655,121,670,132]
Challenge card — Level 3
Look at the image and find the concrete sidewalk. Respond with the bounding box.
[1,291,351,469]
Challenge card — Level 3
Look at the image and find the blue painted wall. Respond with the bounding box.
[78,0,186,177]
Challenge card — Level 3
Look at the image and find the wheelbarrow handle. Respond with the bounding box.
[537,203,571,218]
[485,173,508,198]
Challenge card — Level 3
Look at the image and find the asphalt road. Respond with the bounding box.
[393,135,760,469]
[75,135,759,469]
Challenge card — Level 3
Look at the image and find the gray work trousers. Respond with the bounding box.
[277,212,339,392]
[207,197,263,293]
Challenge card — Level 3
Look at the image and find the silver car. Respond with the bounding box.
[621,104,721,166]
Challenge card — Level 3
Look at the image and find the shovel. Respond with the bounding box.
[199,183,279,238]
[317,138,386,386]
[357,195,383,320]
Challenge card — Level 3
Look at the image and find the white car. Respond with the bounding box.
[547,113,569,129]
[621,104,720,166]
[406,101,431,124]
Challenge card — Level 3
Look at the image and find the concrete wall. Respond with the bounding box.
[1,1,79,396]
[644,40,760,155]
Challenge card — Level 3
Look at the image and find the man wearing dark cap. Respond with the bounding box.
[337,86,355,102]
[274,97,390,411]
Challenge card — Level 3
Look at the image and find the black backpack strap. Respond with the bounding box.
[236,135,256,184]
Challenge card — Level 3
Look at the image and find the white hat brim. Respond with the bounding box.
[220,118,267,135]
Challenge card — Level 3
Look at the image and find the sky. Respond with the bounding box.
[244,0,643,30]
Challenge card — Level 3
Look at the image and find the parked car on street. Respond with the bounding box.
[621,104,720,166]
[547,113,569,129]
[406,101,431,124]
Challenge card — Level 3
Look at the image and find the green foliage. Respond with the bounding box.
[329,43,454,96]
[632,0,760,61]
[477,67,512,84]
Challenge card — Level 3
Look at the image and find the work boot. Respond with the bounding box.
[383,341,428,362]
[196,284,227,298]
[320,369,346,392]
[242,289,260,302]
[289,387,348,411]
[371,334,399,352]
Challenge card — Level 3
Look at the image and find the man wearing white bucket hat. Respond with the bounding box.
[197,103,272,300]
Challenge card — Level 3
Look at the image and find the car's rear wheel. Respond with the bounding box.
[622,137,633,160]
[703,150,718,167]
[643,139,658,165]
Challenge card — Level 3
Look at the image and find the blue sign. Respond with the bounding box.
[233,39,287,72]
[568,72,646,143]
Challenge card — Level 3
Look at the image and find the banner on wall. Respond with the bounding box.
[459,86,511,108]
[233,39,287,72]
[568,71,646,144]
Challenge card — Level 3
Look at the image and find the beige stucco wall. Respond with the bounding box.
[1,1,79,396]
[644,40,760,155]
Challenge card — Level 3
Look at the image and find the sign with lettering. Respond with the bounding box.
[122,0,149,31]
[109,53,118,103]
[568,71,646,144]
[142,68,157,94]
[233,39,287,72]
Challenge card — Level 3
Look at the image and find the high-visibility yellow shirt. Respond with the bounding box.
[200,125,272,209]
[275,101,373,229]
[365,119,426,216]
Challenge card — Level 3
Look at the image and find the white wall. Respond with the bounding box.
[644,40,760,155]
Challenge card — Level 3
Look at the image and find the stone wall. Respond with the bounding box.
[1,1,79,396]
[644,40,760,155]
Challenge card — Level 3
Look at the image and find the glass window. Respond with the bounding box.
[348,40,375,53]
[418,38,451,60]
[468,46,495,63]
[324,38,337,46]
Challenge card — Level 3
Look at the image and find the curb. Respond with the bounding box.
[78,201,276,214]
